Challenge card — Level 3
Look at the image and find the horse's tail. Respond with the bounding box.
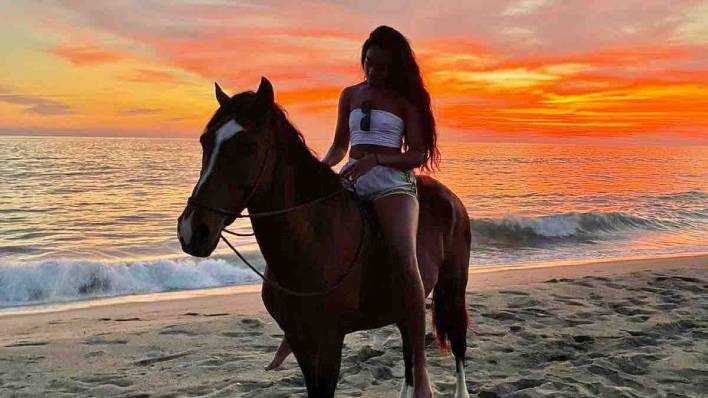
[432,213,471,359]
[431,263,469,353]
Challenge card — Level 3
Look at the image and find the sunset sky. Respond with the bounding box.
[1,0,706,144]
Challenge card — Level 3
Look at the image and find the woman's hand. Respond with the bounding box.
[340,153,378,182]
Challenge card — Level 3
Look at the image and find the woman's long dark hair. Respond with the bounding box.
[361,25,440,173]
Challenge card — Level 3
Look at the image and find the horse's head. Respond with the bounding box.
[178,77,276,257]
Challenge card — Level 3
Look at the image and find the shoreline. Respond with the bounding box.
[1,252,706,318]
[1,252,706,347]
[2,252,706,317]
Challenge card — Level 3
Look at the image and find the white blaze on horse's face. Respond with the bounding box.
[195,119,245,194]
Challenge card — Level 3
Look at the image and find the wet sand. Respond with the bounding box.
[1,254,706,397]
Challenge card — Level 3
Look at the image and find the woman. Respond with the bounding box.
[266,25,440,398]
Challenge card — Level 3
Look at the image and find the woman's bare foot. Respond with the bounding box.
[264,338,292,371]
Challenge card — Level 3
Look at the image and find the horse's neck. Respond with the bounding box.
[249,149,356,283]
[252,151,341,212]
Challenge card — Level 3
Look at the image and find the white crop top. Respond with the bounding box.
[348,108,404,148]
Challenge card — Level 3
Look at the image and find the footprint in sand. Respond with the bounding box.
[479,378,545,398]
[221,331,260,338]
[82,336,128,345]
[506,296,543,308]
[48,378,87,394]
[240,318,263,328]
[516,307,554,319]
[133,351,191,366]
[608,354,652,375]
[609,302,655,316]
[568,280,596,288]
[552,296,587,307]
[481,311,520,321]
[498,290,530,296]
[621,334,661,348]
[627,314,651,323]
[587,362,648,391]
[159,326,200,336]
[5,341,48,348]
[77,374,134,387]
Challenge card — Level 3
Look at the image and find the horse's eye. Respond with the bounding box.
[223,142,257,159]
[243,143,258,153]
[233,142,257,154]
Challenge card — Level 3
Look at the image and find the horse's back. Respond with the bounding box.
[415,174,470,281]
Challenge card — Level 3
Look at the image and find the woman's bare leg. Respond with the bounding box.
[373,193,432,398]
[264,337,292,370]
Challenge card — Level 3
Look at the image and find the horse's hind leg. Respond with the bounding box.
[449,272,470,398]
[396,320,414,398]
[433,243,471,397]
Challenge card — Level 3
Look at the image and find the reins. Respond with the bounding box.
[187,138,366,297]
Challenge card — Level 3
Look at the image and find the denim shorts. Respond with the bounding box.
[339,158,418,202]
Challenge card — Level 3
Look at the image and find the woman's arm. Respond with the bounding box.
[321,87,352,167]
[373,100,427,170]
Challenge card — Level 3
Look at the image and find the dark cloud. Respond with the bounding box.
[119,108,161,115]
[0,95,74,115]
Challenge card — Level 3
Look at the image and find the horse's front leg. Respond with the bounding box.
[315,332,345,397]
[288,331,344,398]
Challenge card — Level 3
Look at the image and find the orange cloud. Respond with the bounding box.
[50,44,127,66]
[122,68,180,84]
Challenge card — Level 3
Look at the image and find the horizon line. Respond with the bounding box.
[1,130,706,147]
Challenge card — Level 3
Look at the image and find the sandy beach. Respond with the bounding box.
[1,253,706,397]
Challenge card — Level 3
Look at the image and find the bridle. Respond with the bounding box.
[186,123,365,297]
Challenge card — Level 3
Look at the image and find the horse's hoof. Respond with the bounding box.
[454,390,470,398]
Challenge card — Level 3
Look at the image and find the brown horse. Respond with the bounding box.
[177,77,472,398]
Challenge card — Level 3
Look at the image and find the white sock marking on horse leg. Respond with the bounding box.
[454,358,470,398]
[195,119,244,194]
[399,380,413,398]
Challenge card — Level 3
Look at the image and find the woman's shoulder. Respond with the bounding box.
[343,82,366,97]
[339,82,365,104]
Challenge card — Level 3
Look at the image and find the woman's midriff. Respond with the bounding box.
[349,144,401,160]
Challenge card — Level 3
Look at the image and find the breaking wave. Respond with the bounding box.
[471,211,672,247]
[0,257,263,308]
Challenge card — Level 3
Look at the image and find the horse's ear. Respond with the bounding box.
[256,76,274,106]
[215,82,230,107]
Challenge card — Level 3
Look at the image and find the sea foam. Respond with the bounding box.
[0,257,262,307]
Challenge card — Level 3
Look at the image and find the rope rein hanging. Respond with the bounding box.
[217,178,363,296]
[219,205,365,297]
[187,131,364,296]
[218,184,353,282]
[218,177,363,297]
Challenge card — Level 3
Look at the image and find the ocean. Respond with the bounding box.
[1,135,706,309]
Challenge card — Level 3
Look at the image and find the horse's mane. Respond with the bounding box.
[207,91,342,190]
[269,102,342,186]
